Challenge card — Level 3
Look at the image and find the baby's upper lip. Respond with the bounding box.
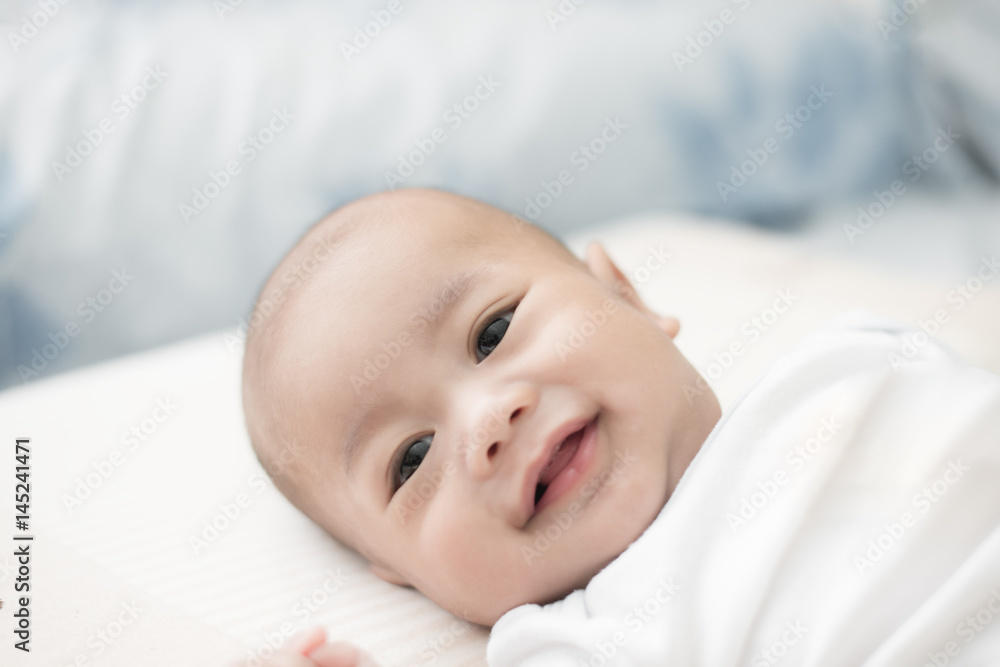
[519,414,593,526]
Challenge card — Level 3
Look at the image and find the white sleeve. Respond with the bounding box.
[487,601,584,667]
[487,594,642,667]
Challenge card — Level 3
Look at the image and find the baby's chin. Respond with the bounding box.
[442,593,535,628]
[432,555,612,627]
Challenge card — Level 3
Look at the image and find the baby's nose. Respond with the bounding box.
[454,381,538,478]
[460,406,513,479]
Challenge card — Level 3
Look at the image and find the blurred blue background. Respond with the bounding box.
[1,0,998,389]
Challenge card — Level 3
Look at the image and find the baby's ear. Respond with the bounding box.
[369,561,409,587]
[584,242,680,339]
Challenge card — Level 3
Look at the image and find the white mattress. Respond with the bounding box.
[1,214,999,666]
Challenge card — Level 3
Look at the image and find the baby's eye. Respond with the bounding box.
[476,309,514,362]
[397,435,432,488]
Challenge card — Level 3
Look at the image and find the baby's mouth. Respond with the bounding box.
[534,426,586,507]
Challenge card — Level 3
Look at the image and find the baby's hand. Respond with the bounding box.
[261,627,380,667]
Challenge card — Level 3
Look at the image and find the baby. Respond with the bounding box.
[241,188,722,665]
[242,188,1000,667]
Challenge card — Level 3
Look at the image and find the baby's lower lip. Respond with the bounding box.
[533,416,599,517]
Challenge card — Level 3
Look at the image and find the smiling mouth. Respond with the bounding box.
[534,425,587,508]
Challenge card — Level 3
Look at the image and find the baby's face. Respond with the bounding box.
[274,192,719,625]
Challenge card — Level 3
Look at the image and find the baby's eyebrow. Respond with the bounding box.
[342,386,393,478]
[341,264,498,477]
[410,264,498,345]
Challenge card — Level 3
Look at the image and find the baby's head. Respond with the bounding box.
[242,189,720,625]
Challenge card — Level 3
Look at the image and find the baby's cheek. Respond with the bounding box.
[545,296,626,371]
[578,305,658,389]
[424,507,517,571]
[409,514,515,614]
[413,499,472,561]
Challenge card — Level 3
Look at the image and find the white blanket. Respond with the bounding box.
[488,310,1000,667]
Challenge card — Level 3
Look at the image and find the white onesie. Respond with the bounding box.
[488,311,1000,667]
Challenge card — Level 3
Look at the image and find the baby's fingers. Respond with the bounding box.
[257,627,327,667]
[288,626,328,655]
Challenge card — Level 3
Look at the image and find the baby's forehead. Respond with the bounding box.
[294,215,532,315]
[271,196,571,383]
